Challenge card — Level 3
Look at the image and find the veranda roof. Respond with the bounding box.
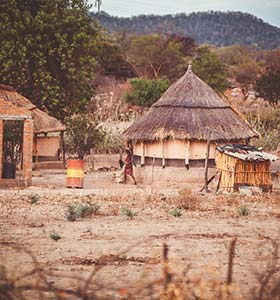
[0,84,65,134]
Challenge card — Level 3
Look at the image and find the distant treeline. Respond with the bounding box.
[91,11,280,49]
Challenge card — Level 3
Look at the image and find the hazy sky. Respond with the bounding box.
[89,0,280,27]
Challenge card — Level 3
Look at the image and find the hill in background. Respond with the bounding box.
[91,11,280,49]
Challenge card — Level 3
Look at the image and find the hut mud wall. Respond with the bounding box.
[134,140,217,160]
[134,140,217,167]
[216,152,272,192]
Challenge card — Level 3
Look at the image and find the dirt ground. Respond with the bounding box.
[1,161,280,299]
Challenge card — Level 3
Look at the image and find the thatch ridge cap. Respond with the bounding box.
[152,67,228,108]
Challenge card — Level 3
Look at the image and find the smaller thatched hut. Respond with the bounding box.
[123,65,259,169]
[216,144,278,193]
[0,84,65,167]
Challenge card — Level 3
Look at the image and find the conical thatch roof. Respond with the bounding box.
[123,66,259,142]
[0,84,65,134]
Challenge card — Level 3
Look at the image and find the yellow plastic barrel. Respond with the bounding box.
[66,159,84,188]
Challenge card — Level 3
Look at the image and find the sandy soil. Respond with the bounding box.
[1,166,280,299]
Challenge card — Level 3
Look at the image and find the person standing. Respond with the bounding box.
[124,147,137,185]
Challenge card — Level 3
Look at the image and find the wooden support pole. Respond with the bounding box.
[34,134,38,163]
[61,131,66,166]
[141,141,145,166]
[152,155,155,184]
[185,140,190,169]
[0,120,3,179]
[204,131,212,193]
[162,140,165,168]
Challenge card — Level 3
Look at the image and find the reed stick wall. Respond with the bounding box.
[216,152,272,192]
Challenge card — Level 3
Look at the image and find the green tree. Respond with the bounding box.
[255,70,280,107]
[0,0,101,120]
[96,35,135,78]
[215,45,256,67]
[125,34,191,81]
[65,113,105,159]
[193,46,229,94]
[125,78,171,107]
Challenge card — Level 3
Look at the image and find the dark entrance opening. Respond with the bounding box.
[2,120,24,179]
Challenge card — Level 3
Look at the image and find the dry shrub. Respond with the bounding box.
[160,276,236,300]
[216,194,241,208]
[1,239,280,300]
[172,189,201,211]
[250,240,280,300]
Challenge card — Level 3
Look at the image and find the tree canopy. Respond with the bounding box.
[193,46,229,94]
[0,0,101,120]
[65,113,105,159]
[125,78,171,107]
[124,34,194,81]
[255,70,280,106]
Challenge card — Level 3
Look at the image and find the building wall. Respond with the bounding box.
[134,139,218,161]
[189,142,216,160]
[35,136,60,157]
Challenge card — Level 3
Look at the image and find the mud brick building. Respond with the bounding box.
[0,84,65,170]
[0,98,33,188]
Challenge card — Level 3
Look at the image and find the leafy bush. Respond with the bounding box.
[94,130,123,154]
[50,232,61,241]
[65,204,78,221]
[28,194,40,205]
[65,202,100,221]
[193,46,230,94]
[255,70,280,106]
[125,78,171,107]
[65,113,105,159]
[169,207,183,217]
[121,208,137,219]
[76,202,100,218]
[239,205,250,216]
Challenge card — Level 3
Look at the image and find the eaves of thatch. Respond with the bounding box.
[123,66,259,142]
[0,84,65,134]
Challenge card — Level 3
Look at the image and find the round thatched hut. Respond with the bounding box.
[123,65,259,169]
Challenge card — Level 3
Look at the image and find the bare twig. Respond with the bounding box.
[227,237,237,285]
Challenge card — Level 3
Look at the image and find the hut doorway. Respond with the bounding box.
[2,120,24,179]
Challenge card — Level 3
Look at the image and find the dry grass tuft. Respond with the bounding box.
[171,189,201,211]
